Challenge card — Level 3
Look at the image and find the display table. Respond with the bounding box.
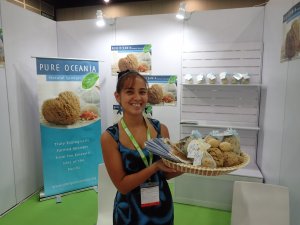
[173,165,263,211]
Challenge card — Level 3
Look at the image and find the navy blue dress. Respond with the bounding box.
[106,118,174,225]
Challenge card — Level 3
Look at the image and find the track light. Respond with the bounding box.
[96,9,115,27]
[176,2,190,20]
[96,10,105,27]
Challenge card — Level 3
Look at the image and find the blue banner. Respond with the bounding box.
[36,57,102,197]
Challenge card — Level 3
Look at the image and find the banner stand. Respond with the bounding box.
[35,57,102,200]
[39,186,97,202]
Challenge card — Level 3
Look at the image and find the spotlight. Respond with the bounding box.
[96,10,105,27]
[176,2,190,20]
[104,0,110,3]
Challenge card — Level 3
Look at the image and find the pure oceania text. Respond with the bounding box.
[39,63,97,73]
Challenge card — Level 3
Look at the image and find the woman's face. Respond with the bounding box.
[115,76,148,116]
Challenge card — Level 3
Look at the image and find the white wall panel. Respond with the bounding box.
[258,0,291,185]
[261,0,300,224]
[0,67,16,215]
[1,1,57,202]
[280,58,300,225]
[115,14,182,141]
[0,3,16,215]
[57,14,183,141]
[56,19,115,132]
[183,7,265,49]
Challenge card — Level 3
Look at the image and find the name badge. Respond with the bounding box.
[140,182,160,207]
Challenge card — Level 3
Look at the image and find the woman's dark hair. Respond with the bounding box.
[116,70,148,93]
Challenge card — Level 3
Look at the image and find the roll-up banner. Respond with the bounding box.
[36,57,102,198]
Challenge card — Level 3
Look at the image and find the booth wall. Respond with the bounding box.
[57,7,264,141]
[0,1,57,205]
[57,14,183,141]
[260,0,300,224]
[0,5,16,214]
[1,0,300,223]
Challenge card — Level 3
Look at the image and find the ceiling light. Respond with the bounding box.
[96,10,105,27]
[176,2,190,20]
[104,0,110,3]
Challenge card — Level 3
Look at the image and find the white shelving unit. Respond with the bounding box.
[174,42,264,211]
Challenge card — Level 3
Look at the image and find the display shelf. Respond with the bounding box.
[180,120,260,131]
[182,83,261,87]
[178,42,263,210]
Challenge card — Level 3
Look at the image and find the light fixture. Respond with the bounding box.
[104,0,110,3]
[96,10,106,27]
[96,9,116,27]
[176,2,190,20]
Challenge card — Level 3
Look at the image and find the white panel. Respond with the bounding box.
[181,112,258,123]
[182,96,259,107]
[182,86,259,98]
[176,8,264,211]
[180,75,261,126]
[182,42,263,85]
[279,56,300,224]
[57,19,116,132]
[0,68,16,215]
[115,14,182,142]
[1,1,58,202]
[0,3,16,215]
[183,7,265,48]
[261,0,300,224]
[183,59,261,68]
[57,14,183,141]
[183,50,262,59]
[182,105,258,115]
[174,170,263,211]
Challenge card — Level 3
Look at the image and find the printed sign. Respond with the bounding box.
[145,75,177,106]
[281,1,300,62]
[111,44,152,76]
[36,57,102,197]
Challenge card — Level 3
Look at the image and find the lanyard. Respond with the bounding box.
[121,117,153,167]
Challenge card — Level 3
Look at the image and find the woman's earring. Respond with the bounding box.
[116,104,123,115]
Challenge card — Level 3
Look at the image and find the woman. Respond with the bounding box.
[101,70,181,225]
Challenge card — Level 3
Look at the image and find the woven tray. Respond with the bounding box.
[162,152,250,176]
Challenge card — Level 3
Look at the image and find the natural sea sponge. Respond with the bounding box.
[208,147,224,167]
[207,138,220,148]
[223,152,241,167]
[204,135,214,142]
[219,142,233,152]
[148,84,163,104]
[42,91,81,125]
[223,136,241,154]
[201,156,216,168]
[118,54,139,72]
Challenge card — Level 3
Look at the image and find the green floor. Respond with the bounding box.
[0,184,231,225]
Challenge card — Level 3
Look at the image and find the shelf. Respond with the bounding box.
[182,83,261,87]
[180,120,260,131]
[176,164,263,181]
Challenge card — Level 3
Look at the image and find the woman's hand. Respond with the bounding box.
[153,159,184,179]
[153,159,177,173]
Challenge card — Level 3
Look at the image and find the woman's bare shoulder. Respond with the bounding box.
[160,123,170,139]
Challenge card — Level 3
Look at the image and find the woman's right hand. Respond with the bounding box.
[153,159,177,173]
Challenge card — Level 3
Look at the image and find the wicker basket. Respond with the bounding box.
[162,152,250,176]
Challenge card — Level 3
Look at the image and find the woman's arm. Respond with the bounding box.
[101,131,175,194]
